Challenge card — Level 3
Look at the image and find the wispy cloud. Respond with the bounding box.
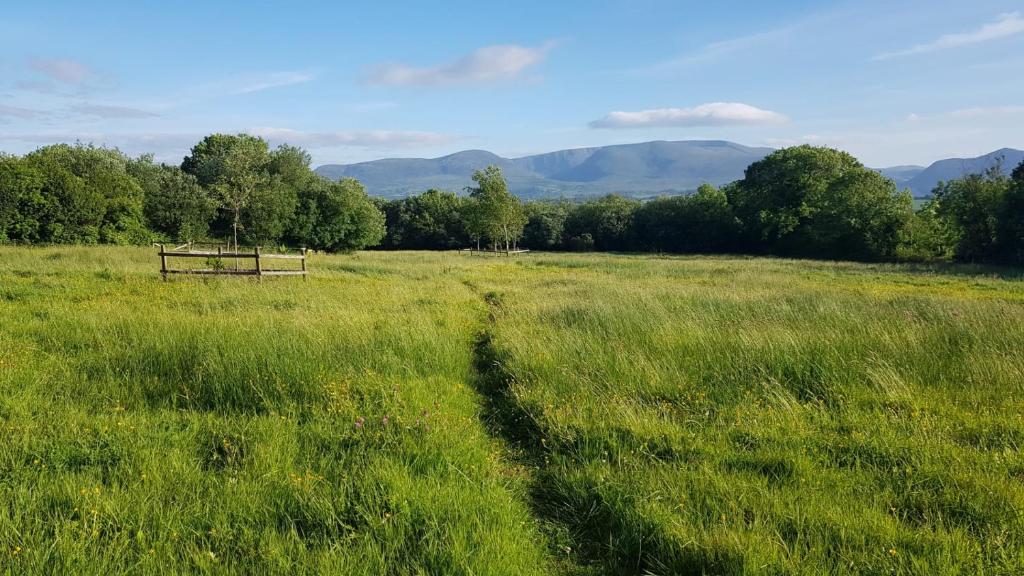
[247,127,457,148]
[185,70,316,101]
[14,80,82,96]
[228,71,316,94]
[70,104,159,119]
[948,105,1024,118]
[590,103,787,129]
[349,101,399,112]
[638,26,796,74]
[874,12,1024,60]
[0,104,47,120]
[633,9,845,75]
[28,58,95,85]
[904,105,1024,122]
[365,42,554,86]
[0,131,201,161]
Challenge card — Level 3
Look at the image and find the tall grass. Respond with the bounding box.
[0,247,550,574]
[483,254,1024,574]
[1,247,1021,574]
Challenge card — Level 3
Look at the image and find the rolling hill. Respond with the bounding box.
[316,141,1024,199]
[315,140,774,199]
[904,148,1024,196]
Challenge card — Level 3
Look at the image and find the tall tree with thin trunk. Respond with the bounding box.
[466,165,525,251]
[181,134,271,250]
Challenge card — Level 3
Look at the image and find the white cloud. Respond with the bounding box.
[28,58,94,85]
[365,42,553,86]
[590,103,787,129]
[70,104,159,119]
[874,12,1024,60]
[246,127,457,148]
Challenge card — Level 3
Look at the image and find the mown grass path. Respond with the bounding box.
[462,282,585,574]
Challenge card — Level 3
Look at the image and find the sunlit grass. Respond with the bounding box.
[482,254,1024,574]
[0,246,1021,574]
[0,246,549,574]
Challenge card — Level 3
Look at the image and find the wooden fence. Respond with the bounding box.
[158,243,308,280]
[461,248,531,256]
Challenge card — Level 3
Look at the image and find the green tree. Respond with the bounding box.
[380,189,468,249]
[522,201,569,250]
[728,145,912,260]
[804,170,913,261]
[633,184,739,253]
[288,178,385,252]
[131,158,216,242]
[997,160,1024,264]
[931,164,1010,262]
[0,154,46,243]
[563,194,639,251]
[466,166,526,250]
[19,144,149,244]
[897,200,956,262]
[182,134,273,249]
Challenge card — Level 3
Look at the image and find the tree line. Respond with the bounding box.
[2,138,1023,265]
[0,134,385,251]
[380,146,1024,264]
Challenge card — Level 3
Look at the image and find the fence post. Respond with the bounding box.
[255,246,262,282]
[301,247,308,281]
[159,244,167,281]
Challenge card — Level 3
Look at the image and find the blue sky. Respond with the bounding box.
[1,0,1022,168]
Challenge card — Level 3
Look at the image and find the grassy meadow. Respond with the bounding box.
[0,246,1022,574]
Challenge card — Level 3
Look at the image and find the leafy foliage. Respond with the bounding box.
[727,145,912,260]
[288,178,385,251]
[633,184,739,253]
[131,158,216,242]
[1,136,386,252]
[379,189,469,249]
[563,194,639,251]
[466,166,527,249]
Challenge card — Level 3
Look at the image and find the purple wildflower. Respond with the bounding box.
[354,416,365,430]
[381,415,389,426]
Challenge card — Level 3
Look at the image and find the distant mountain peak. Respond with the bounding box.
[315,139,773,199]
[902,148,1024,196]
[315,141,1024,199]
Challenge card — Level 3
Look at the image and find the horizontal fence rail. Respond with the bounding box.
[461,248,531,256]
[158,244,308,280]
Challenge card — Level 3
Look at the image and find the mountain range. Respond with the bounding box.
[315,141,1024,199]
[886,148,1024,196]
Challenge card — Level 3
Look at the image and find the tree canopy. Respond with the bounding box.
[465,166,526,250]
[728,145,912,260]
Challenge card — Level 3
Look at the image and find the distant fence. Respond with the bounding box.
[461,248,531,256]
[158,243,308,280]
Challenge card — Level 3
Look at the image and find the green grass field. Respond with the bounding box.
[1,247,1022,574]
